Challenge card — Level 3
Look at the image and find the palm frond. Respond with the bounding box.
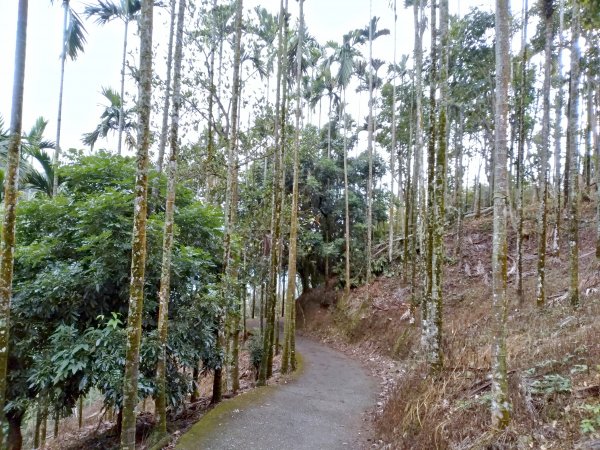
[84,1,121,24]
[65,8,87,60]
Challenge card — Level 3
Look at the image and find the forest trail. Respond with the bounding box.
[176,335,377,450]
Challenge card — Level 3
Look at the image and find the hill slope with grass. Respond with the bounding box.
[299,201,600,449]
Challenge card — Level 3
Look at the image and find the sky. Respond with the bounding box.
[0,0,510,156]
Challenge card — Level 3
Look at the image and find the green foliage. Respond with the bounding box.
[247,332,264,375]
[580,403,600,434]
[7,153,222,421]
[529,374,572,395]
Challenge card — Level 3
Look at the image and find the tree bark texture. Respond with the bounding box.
[120,1,153,447]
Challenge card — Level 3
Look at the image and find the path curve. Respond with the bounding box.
[176,335,377,450]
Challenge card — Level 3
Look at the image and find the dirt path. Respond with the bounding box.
[176,335,377,450]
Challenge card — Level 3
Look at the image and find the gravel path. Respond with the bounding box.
[176,335,377,450]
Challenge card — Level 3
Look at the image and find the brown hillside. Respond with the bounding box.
[300,200,600,449]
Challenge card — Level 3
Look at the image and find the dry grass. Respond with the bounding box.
[310,197,600,449]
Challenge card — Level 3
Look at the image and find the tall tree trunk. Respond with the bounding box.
[117,13,130,156]
[282,0,303,374]
[155,0,185,435]
[515,0,528,303]
[595,81,600,260]
[585,76,593,189]
[411,0,424,313]
[7,410,23,450]
[206,0,218,201]
[53,0,68,197]
[455,109,464,258]
[343,87,351,299]
[423,0,437,352]
[0,2,28,445]
[228,0,243,394]
[388,0,398,265]
[536,0,553,307]
[552,0,565,255]
[429,0,448,371]
[259,0,287,387]
[567,0,580,308]
[155,0,176,178]
[366,1,375,295]
[120,0,153,448]
[491,0,511,430]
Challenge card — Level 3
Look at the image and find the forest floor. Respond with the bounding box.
[300,199,600,449]
[176,335,377,450]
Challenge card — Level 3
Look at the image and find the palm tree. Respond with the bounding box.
[51,0,86,196]
[82,87,134,151]
[361,14,389,293]
[0,116,57,198]
[310,67,340,158]
[282,0,304,375]
[120,0,153,447]
[84,0,142,156]
[20,117,58,197]
[0,1,28,447]
[326,31,362,297]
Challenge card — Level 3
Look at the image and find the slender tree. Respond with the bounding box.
[52,0,86,196]
[155,0,176,176]
[84,0,142,156]
[282,0,304,374]
[430,0,448,371]
[552,0,565,254]
[0,1,28,446]
[366,6,375,294]
[423,0,437,352]
[567,0,581,307]
[515,0,528,302]
[227,0,243,395]
[259,0,287,386]
[155,0,185,436]
[536,0,554,307]
[388,0,398,264]
[120,0,153,447]
[491,0,511,429]
[411,0,425,314]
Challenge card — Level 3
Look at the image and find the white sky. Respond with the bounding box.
[0,0,512,155]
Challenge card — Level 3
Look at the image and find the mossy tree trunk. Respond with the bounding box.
[366,0,375,296]
[228,0,243,395]
[429,0,448,371]
[151,0,176,206]
[343,86,351,299]
[536,0,554,307]
[592,79,600,261]
[388,0,398,265]
[259,0,286,387]
[282,0,304,375]
[491,0,511,430]
[410,0,424,314]
[155,0,185,436]
[552,0,565,255]
[120,0,153,448]
[0,1,28,446]
[567,0,580,308]
[515,0,528,303]
[423,0,436,353]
